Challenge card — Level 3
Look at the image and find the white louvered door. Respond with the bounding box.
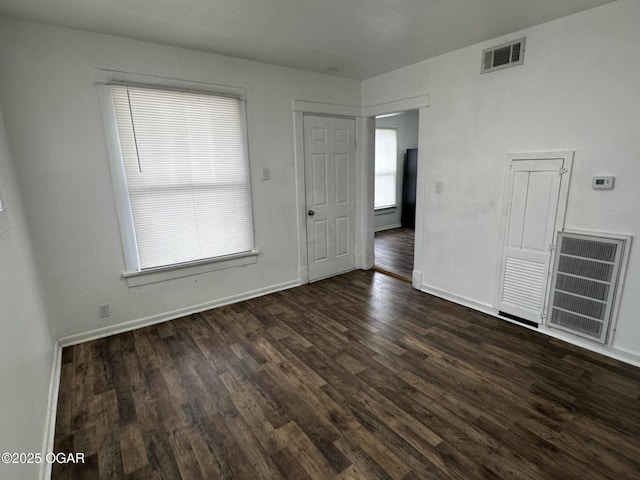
[498,158,565,323]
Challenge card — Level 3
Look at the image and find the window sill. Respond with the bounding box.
[122,250,259,287]
[374,206,397,216]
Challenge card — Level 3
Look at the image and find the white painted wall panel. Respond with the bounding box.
[0,108,56,480]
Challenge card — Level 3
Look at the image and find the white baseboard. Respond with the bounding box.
[365,251,375,270]
[40,341,62,480]
[356,252,374,270]
[374,223,402,233]
[58,279,301,347]
[607,345,640,368]
[536,325,640,368]
[421,283,495,314]
[420,283,640,369]
[412,270,423,289]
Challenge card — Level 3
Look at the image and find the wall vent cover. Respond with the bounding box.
[547,232,626,344]
[481,38,525,74]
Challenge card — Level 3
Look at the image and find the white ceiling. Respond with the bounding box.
[0,0,614,79]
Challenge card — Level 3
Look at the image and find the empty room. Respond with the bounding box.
[1,0,640,479]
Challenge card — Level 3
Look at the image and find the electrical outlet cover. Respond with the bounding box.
[98,304,110,318]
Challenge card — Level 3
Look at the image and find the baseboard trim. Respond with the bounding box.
[607,345,640,368]
[412,270,423,290]
[538,326,640,369]
[421,283,640,369]
[357,251,375,270]
[491,313,640,368]
[421,283,495,314]
[40,341,62,480]
[58,279,301,347]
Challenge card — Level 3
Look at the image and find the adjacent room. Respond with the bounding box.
[374,110,419,281]
[1,0,639,479]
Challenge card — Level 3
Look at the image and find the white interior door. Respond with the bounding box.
[304,115,356,281]
[498,158,568,323]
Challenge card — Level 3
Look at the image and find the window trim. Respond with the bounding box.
[374,127,399,210]
[374,206,397,215]
[96,75,257,285]
[122,250,259,287]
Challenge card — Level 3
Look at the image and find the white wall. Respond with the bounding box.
[363,0,640,360]
[0,107,56,479]
[374,110,419,231]
[0,17,361,340]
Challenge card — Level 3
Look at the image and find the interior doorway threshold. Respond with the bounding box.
[372,265,412,283]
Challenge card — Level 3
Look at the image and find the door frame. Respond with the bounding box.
[363,95,430,288]
[293,96,430,286]
[293,100,362,284]
[494,150,574,321]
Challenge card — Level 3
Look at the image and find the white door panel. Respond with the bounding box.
[499,158,564,323]
[304,115,356,281]
[521,172,556,252]
[506,171,529,249]
[336,216,349,257]
[312,154,328,206]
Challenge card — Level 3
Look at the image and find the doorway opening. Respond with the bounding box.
[372,109,419,282]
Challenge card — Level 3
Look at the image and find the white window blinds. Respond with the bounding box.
[374,128,398,209]
[111,85,254,270]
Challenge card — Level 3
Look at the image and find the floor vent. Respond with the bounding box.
[547,232,627,343]
[481,38,525,74]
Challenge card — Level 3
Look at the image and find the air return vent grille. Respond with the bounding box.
[481,38,525,74]
[547,233,626,343]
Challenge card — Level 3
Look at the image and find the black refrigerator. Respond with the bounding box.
[401,148,417,229]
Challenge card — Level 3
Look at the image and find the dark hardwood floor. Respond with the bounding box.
[374,228,415,280]
[53,270,640,479]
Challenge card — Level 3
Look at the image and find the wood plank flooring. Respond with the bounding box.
[53,270,640,479]
[374,228,415,280]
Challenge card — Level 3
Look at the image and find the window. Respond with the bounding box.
[108,84,255,272]
[374,128,398,209]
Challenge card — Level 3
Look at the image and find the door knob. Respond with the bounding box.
[308,210,315,216]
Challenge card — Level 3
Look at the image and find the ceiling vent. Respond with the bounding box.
[481,38,525,74]
[547,232,629,344]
